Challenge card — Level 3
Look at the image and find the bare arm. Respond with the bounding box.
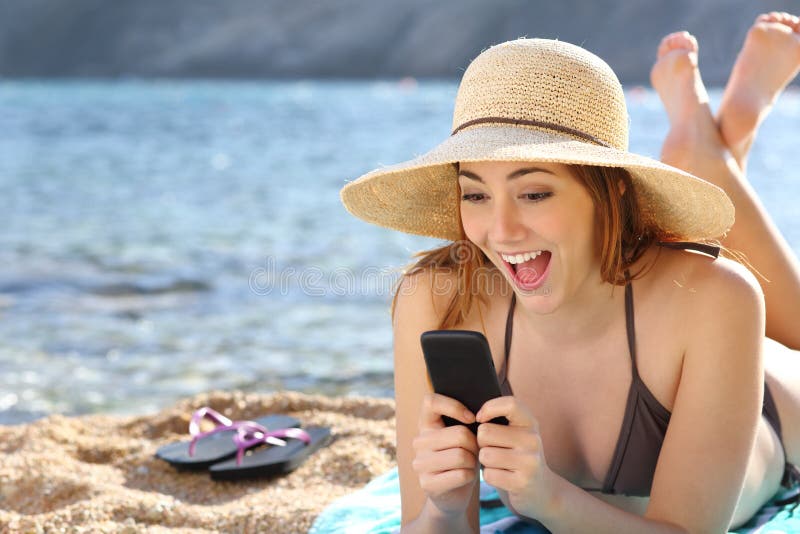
[493,480,688,533]
[393,270,481,532]
[712,156,800,349]
[400,499,477,534]
[642,257,763,533]
[539,479,690,533]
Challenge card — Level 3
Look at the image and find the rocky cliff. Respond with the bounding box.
[0,0,797,84]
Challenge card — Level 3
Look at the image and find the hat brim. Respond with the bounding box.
[341,125,734,242]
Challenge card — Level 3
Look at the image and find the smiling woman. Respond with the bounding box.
[341,17,800,534]
[458,162,598,311]
[396,162,652,331]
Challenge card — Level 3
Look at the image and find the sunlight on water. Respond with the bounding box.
[0,81,798,422]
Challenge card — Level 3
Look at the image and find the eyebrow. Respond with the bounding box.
[457,166,556,182]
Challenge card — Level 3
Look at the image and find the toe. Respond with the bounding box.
[789,14,800,32]
[758,12,782,24]
[656,31,698,59]
[756,11,783,23]
[657,34,677,58]
[671,32,697,52]
[687,33,699,52]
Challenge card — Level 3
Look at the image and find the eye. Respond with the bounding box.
[461,193,487,203]
[522,192,552,202]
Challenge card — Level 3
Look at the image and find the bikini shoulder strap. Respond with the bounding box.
[657,241,721,259]
[499,293,516,384]
[623,269,639,377]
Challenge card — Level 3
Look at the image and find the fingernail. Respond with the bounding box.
[464,410,474,422]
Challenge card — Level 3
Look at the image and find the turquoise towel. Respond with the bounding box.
[310,467,800,534]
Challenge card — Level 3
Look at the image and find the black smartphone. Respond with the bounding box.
[420,329,509,434]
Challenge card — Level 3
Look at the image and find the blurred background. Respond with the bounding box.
[1,0,799,423]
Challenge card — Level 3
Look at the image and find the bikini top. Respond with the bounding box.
[497,241,721,496]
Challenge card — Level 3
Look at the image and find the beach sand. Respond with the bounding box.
[0,390,397,533]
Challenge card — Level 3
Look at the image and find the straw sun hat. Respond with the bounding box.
[340,38,734,242]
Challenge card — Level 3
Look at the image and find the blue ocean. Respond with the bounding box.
[1,81,798,424]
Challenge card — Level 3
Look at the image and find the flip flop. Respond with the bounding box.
[155,407,301,470]
[209,421,333,481]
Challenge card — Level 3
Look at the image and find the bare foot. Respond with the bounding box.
[717,12,800,170]
[650,31,726,174]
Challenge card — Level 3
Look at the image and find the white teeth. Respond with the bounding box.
[501,250,543,264]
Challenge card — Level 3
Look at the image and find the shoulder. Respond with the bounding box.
[394,263,510,330]
[640,244,762,307]
[643,245,765,340]
[393,265,460,330]
[691,251,765,341]
[392,266,462,395]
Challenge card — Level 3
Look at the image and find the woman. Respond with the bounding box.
[341,14,800,533]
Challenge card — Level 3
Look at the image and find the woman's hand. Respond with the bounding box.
[475,396,559,519]
[411,393,480,518]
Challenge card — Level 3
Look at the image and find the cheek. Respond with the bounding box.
[575,204,600,259]
[589,219,603,258]
[459,205,484,240]
[549,201,596,255]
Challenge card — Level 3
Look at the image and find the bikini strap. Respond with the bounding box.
[623,240,719,379]
[658,241,721,258]
[503,242,715,383]
[624,269,639,379]
[499,293,516,384]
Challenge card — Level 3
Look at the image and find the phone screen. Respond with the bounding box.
[421,330,509,433]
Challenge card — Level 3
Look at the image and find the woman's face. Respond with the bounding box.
[458,160,601,313]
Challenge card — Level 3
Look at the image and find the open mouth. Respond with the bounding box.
[500,250,552,291]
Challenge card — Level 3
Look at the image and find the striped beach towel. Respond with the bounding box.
[310,467,800,533]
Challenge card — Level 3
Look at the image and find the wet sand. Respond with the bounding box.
[0,390,397,533]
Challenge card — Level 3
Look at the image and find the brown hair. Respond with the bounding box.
[391,164,716,330]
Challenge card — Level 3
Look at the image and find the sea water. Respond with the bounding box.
[0,80,798,423]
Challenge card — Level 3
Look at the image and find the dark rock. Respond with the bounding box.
[0,0,797,84]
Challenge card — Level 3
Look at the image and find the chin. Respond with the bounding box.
[515,286,562,315]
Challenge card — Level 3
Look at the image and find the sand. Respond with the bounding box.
[0,390,398,533]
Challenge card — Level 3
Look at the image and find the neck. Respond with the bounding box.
[513,245,657,345]
[515,275,626,346]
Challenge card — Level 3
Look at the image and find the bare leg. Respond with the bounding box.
[651,31,800,350]
[716,12,800,172]
[650,32,721,171]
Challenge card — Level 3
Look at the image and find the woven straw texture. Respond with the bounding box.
[340,38,734,242]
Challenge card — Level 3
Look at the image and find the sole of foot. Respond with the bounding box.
[717,12,800,165]
[650,31,724,172]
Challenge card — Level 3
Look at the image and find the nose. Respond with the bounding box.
[488,201,526,244]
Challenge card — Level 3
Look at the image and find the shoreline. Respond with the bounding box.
[0,390,397,533]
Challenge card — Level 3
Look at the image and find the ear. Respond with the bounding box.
[618,179,626,195]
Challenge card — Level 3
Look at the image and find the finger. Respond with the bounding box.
[412,445,478,474]
[479,446,538,473]
[414,425,479,456]
[482,465,529,493]
[475,396,538,430]
[419,393,476,430]
[476,422,539,450]
[419,468,477,495]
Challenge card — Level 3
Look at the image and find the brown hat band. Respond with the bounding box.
[451,116,611,148]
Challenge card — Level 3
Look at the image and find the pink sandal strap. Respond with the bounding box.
[187,406,281,457]
[232,421,311,465]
